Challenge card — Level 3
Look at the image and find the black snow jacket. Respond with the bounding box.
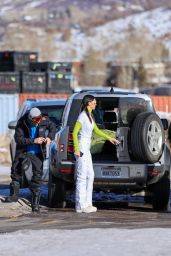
[14,113,56,159]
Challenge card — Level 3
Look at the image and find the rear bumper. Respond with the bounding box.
[93,162,147,191]
[51,160,147,186]
[51,159,168,191]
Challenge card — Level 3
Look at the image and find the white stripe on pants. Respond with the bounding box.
[75,149,94,210]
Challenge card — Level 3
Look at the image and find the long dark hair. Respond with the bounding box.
[82,95,95,123]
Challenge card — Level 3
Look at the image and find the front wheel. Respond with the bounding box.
[48,171,66,208]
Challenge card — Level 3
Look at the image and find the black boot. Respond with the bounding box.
[31,191,41,212]
[5,181,20,202]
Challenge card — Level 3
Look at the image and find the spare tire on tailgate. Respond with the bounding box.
[130,112,164,163]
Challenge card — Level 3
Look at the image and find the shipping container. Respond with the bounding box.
[21,72,46,93]
[19,93,69,107]
[0,72,20,93]
[46,72,73,93]
[0,94,170,134]
[151,96,171,112]
[30,61,72,72]
[0,94,19,135]
[0,51,38,72]
[0,63,28,72]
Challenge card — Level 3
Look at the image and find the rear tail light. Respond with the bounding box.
[61,169,74,173]
[148,170,160,175]
[67,144,74,153]
[59,133,74,153]
[68,132,74,154]
[68,132,73,141]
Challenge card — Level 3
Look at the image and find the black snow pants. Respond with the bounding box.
[11,153,43,192]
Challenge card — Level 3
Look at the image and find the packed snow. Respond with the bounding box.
[1,228,171,256]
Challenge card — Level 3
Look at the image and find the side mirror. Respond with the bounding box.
[8,120,17,129]
[161,119,168,130]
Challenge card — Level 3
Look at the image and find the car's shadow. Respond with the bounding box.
[0,182,50,206]
[1,183,171,214]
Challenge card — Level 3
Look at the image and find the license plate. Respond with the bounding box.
[102,167,121,177]
[101,167,128,178]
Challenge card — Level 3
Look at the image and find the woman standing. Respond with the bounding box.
[73,95,120,213]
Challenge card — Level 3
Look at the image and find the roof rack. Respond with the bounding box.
[79,88,136,95]
[26,98,37,101]
[79,88,110,93]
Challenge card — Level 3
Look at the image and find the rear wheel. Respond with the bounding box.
[152,177,170,210]
[48,170,66,208]
[130,112,164,163]
[144,191,152,204]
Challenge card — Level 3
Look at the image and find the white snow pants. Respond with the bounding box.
[75,138,94,210]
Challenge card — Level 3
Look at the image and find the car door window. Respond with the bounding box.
[119,97,154,127]
[38,105,64,126]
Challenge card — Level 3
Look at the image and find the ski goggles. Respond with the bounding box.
[31,115,42,123]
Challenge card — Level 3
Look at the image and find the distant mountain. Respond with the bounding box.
[44,6,171,62]
[1,0,171,30]
[0,1,171,70]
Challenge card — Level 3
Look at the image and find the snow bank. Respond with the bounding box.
[0,228,171,256]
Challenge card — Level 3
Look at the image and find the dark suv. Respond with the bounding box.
[49,89,170,210]
[8,98,66,184]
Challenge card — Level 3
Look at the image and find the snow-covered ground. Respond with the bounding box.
[0,165,11,175]
[54,7,171,61]
[1,228,171,256]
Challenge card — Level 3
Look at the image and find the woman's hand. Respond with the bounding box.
[74,151,80,157]
[109,138,120,145]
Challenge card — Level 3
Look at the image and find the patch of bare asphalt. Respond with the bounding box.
[1,201,171,233]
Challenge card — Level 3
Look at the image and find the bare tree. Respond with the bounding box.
[80,47,107,86]
[137,57,147,88]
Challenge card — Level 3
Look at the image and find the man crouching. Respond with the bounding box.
[6,107,56,212]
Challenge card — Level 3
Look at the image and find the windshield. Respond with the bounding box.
[38,105,64,127]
